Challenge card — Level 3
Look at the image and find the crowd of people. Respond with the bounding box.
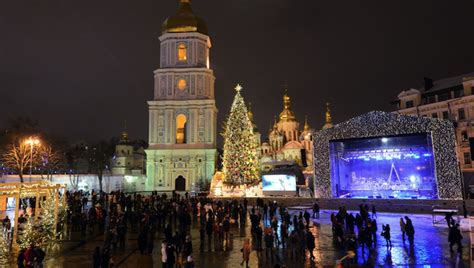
[2,189,467,267]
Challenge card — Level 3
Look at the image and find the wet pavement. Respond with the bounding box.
[38,209,470,267]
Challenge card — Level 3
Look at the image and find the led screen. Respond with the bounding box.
[329,133,438,199]
[262,174,297,192]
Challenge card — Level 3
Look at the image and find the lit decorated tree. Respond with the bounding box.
[222,84,259,185]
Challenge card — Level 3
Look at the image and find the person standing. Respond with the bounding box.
[463,201,468,218]
[399,218,406,241]
[161,241,168,268]
[166,243,176,268]
[264,229,274,261]
[93,247,101,268]
[304,210,310,227]
[312,202,320,219]
[404,216,415,245]
[305,229,315,261]
[371,205,377,219]
[382,224,392,248]
[24,244,37,268]
[241,238,251,267]
[448,224,463,253]
[17,249,26,268]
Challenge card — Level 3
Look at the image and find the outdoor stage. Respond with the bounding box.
[313,111,463,201]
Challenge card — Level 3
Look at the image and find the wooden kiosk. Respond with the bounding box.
[0,180,66,248]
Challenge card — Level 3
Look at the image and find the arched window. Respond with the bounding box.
[176,114,187,144]
[178,43,187,61]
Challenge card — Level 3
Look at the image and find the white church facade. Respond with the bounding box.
[145,0,217,191]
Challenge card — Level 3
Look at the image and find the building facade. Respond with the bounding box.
[393,73,474,171]
[255,92,329,178]
[111,131,146,176]
[145,0,217,191]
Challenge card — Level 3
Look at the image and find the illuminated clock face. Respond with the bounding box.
[178,79,187,90]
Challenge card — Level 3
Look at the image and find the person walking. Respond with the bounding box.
[448,224,463,253]
[241,238,251,267]
[371,205,377,219]
[399,218,406,241]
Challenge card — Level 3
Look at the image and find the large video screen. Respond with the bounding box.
[329,133,438,200]
[262,174,297,192]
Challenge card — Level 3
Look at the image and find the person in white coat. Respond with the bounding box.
[161,240,168,268]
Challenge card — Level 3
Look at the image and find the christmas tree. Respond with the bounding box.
[222,84,259,185]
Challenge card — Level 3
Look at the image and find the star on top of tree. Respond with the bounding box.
[235,84,243,92]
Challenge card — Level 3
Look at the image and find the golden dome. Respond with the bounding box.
[304,116,311,131]
[323,102,334,129]
[162,0,209,35]
[279,91,296,122]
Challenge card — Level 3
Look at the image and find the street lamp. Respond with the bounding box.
[25,137,40,182]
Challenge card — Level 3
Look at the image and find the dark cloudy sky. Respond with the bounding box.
[1,0,473,144]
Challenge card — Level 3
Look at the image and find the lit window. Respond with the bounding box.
[178,79,187,90]
[176,114,187,144]
[178,43,187,61]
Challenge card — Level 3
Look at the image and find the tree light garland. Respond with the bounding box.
[222,84,259,185]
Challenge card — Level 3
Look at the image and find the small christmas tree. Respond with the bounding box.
[222,84,259,185]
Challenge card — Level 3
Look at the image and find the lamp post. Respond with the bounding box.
[25,137,40,182]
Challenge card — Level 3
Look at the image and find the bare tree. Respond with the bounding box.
[38,145,63,180]
[2,138,40,182]
[89,140,115,192]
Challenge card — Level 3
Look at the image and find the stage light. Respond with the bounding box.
[381,137,388,143]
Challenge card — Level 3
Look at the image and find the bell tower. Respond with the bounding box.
[146,0,217,191]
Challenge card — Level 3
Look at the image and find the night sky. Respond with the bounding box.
[1,0,474,145]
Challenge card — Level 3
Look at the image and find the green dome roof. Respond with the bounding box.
[161,0,209,35]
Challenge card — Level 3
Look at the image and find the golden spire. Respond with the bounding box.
[325,102,332,124]
[247,102,254,122]
[279,89,296,122]
[273,116,278,130]
[121,120,129,142]
[304,115,311,131]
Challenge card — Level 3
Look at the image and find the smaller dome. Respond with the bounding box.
[162,0,209,35]
[279,92,296,122]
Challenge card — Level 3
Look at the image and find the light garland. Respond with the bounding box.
[222,85,260,185]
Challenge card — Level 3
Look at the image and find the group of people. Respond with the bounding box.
[5,188,468,267]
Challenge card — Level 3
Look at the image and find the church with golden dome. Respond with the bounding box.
[251,91,333,182]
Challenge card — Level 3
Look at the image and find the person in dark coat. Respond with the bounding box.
[448,224,463,253]
[138,230,147,255]
[264,229,274,261]
[166,244,176,268]
[17,249,26,268]
[312,203,320,219]
[93,247,101,268]
[382,224,392,248]
[404,216,415,245]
